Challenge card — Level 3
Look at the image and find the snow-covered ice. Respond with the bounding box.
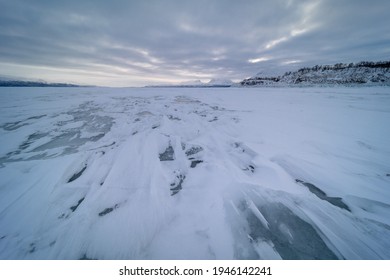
[0,86,389,259]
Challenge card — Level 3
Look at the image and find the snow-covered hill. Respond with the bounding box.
[241,61,390,86]
[1,87,390,259]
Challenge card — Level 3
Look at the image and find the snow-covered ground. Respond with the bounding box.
[0,86,389,260]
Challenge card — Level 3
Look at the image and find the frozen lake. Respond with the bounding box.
[0,86,389,259]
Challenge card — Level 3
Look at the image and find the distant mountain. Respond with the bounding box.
[207,79,233,87]
[172,79,203,86]
[0,79,80,87]
[240,61,390,86]
[147,79,233,88]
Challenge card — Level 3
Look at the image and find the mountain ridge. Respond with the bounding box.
[240,61,390,86]
[0,79,81,87]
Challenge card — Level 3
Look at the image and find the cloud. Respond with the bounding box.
[248,57,271,64]
[0,0,389,86]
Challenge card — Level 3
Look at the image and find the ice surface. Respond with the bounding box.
[0,86,390,259]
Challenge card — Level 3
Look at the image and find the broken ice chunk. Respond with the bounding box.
[67,165,87,183]
[98,204,119,217]
[159,146,175,161]
[170,174,185,196]
[295,179,350,212]
[70,197,85,212]
[190,160,203,168]
[185,146,203,157]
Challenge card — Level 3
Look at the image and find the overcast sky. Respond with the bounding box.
[0,0,389,86]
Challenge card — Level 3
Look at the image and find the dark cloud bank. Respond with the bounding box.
[0,0,389,86]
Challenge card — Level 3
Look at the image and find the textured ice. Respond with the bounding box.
[0,86,389,260]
